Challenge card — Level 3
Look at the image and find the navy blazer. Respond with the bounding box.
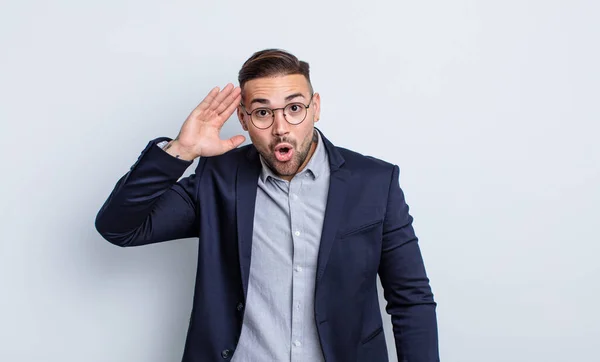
[95,130,439,362]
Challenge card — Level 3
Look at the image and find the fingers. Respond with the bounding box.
[193,83,236,112]
[194,86,220,113]
[208,83,236,111]
[219,93,242,121]
[215,86,241,115]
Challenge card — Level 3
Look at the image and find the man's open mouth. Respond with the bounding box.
[274,143,294,162]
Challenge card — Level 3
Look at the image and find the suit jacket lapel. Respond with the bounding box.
[316,130,350,283]
[236,146,261,300]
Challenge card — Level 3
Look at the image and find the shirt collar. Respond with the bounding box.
[259,130,327,183]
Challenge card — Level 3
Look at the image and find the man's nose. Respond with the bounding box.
[271,109,290,136]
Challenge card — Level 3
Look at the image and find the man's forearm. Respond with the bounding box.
[95,138,195,246]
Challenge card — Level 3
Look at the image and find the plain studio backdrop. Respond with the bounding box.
[1,0,598,361]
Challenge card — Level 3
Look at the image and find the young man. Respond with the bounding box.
[95,49,439,362]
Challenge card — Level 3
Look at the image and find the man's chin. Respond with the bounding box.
[264,158,296,177]
[273,163,298,177]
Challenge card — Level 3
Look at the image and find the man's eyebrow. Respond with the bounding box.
[284,93,306,102]
[249,98,269,106]
[249,93,307,106]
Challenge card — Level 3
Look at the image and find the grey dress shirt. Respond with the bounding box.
[231,130,330,362]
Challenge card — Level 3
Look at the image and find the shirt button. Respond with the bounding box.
[294,231,301,237]
[294,265,303,272]
[221,349,232,359]
[293,340,302,347]
[236,302,244,312]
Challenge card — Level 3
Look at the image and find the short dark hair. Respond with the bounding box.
[238,49,313,93]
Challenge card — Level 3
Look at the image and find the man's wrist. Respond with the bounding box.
[161,139,197,161]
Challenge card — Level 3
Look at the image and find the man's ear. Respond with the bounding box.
[237,106,249,131]
[312,92,321,123]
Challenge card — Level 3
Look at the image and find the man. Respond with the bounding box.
[95,49,439,362]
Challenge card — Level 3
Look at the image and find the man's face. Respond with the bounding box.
[237,74,321,180]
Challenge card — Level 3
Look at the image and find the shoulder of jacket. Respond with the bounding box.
[335,146,396,173]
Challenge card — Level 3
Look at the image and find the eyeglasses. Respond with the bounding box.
[240,94,314,130]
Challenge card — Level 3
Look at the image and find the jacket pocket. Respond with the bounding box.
[338,219,383,239]
[361,326,383,345]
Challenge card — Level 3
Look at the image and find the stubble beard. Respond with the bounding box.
[262,130,316,178]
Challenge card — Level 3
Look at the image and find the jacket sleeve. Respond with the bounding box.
[378,165,440,362]
[95,138,203,247]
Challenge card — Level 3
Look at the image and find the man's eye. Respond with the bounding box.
[255,109,271,118]
[288,104,301,113]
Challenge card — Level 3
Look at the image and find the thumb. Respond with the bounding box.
[224,135,246,151]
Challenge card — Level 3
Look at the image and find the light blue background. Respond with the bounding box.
[1,0,598,361]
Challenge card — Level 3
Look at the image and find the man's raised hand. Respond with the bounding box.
[165,83,245,160]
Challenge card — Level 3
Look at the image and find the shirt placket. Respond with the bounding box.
[289,177,305,362]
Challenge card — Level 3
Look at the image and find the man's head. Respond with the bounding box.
[237,49,321,181]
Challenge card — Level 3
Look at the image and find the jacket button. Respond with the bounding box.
[236,302,244,311]
[221,349,232,359]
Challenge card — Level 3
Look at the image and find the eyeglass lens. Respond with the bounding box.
[251,103,307,128]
